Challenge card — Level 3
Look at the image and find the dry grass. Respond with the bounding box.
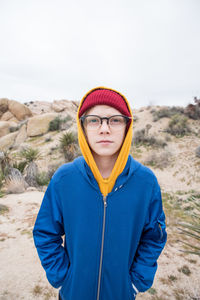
[32,284,56,299]
[143,151,172,169]
[5,178,26,194]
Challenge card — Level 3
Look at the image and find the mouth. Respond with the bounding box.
[97,140,113,143]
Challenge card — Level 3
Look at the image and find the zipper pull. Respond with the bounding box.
[103,195,107,207]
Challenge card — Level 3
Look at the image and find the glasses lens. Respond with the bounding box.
[85,116,100,128]
[110,116,126,127]
[82,115,128,130]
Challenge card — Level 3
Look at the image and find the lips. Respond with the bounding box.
[97,140,113,143]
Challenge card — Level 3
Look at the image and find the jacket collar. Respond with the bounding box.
[74,155,141,196]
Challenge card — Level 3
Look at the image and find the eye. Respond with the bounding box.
[110,116,123,124]
[86,116,100,125]
[89,118,98,123]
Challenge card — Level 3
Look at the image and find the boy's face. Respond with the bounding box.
[82,105,127,159]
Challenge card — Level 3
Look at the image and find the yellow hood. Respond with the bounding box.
[76,87,133,197]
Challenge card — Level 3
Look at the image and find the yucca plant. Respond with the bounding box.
[59,132,78,162]
[12,161,27,174]
[178,195,200,256]
[18,147,41,163]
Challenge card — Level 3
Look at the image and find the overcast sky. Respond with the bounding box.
[0,0,199,108]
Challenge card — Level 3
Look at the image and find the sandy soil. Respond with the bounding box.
[0,191,57,300]
[0,191,200,300]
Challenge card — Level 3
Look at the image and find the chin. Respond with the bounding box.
[92,149,120,158]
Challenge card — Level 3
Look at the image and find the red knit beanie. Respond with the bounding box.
[79,88,131,118]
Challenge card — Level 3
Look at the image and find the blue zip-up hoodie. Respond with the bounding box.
[33,155,167,300]
[33,87,167,300]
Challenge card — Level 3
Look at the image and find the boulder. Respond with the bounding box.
[9,116,19,123]
[51,100,68,112]
[1,111,15,121]
[0,131,18,151]
[8,100,32,121]
[0,98,9,113]
[27,113,57,137]
[13,124,27,147]
[0,121,10,137]
[8,121,20,133]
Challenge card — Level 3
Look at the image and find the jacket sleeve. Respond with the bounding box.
[32,177,70,288]
[130,180,167,295]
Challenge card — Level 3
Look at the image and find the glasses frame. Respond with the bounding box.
[80,114,132,130]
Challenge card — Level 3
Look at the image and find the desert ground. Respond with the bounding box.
[0,99,200,299]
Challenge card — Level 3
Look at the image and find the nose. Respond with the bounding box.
[99,119,110,133]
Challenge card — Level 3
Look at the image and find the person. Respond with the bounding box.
[33,87,167,300]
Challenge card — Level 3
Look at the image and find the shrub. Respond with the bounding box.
[19,147,41,163]
[152,107,184,122]
[133,129,145,145]
[133,129,167,148]
[49,116,62,131]
[48,115,73,131]
[166,114,191,137]
[47,163,62,179]
[63,115,72,122]
[36,171,50,186]
[144,151,172,169]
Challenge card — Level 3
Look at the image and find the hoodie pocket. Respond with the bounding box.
[60,265,73,296]
[128,274,137,300]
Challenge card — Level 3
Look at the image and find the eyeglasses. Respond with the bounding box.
[80,115,132,130]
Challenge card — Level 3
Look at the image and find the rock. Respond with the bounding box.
[0,121,10,137]
[26,186,38,191]
[9,123,20,133]
[8,116,19,123]
[52,100,77,113]
[27,113,57,137]
[0,98,9,113]
[51,102,65,112]
[13,124,27,148]
[0,131,18,151]
[1,111,14,121]
[8,100,32,121]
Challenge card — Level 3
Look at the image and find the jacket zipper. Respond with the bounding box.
[96,195,107,300]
